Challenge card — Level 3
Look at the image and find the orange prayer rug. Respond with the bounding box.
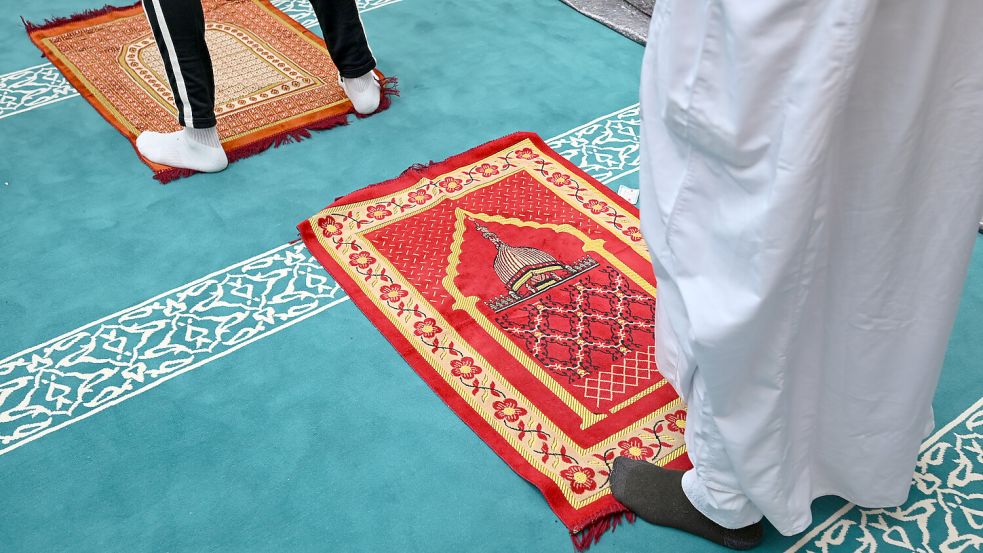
[299,133,692,550]
[25,0,396,183]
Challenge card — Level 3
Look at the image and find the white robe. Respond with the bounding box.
[639,0,983,535]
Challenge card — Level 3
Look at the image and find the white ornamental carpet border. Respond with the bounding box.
[787,396,983,553]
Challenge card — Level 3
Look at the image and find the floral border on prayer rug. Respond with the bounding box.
[299,132,692,550]
[24,0,396,183]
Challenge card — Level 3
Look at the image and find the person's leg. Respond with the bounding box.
[678,371,765,530]
[136,0,227,172]
[611,459,763,550]
[142,0,214,128]
[309,0,376,78]
[611,370,764,549]
[611,283,763,549]
[308,0,381,114]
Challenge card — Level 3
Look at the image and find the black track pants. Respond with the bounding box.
[141,0,376,128]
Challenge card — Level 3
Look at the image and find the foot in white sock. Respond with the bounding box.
[340,70,381,115]
[136,126,228,173]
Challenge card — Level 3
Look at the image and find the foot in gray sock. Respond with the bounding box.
[610,457,763,550]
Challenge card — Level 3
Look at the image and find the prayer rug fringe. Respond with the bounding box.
[21,2,142,34]
[571,508,636,552]
[154,77,398,183]
[155,114,349,183]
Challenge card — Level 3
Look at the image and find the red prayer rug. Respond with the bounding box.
[299,133,691,549]
[25,0,396,183]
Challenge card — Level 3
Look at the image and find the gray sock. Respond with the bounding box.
[610,457,763,550]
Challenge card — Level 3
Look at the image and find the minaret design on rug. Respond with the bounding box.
[469,217,598,312]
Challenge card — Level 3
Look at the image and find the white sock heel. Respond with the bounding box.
[339,70,381,115]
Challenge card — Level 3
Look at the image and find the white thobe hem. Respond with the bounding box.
[681,469,764,530]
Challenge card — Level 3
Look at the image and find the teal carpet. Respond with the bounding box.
[0,0,980,551]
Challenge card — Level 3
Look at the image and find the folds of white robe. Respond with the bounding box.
[638,0,983,535]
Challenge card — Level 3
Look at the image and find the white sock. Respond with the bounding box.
[136,126,228,173]
[339,70,381,115]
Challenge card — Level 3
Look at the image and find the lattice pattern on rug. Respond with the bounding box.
[574,346,658,410]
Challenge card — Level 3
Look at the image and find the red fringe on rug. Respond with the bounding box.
[21,1,142,33]
[153,76,399,184]
[571,510,636,552]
